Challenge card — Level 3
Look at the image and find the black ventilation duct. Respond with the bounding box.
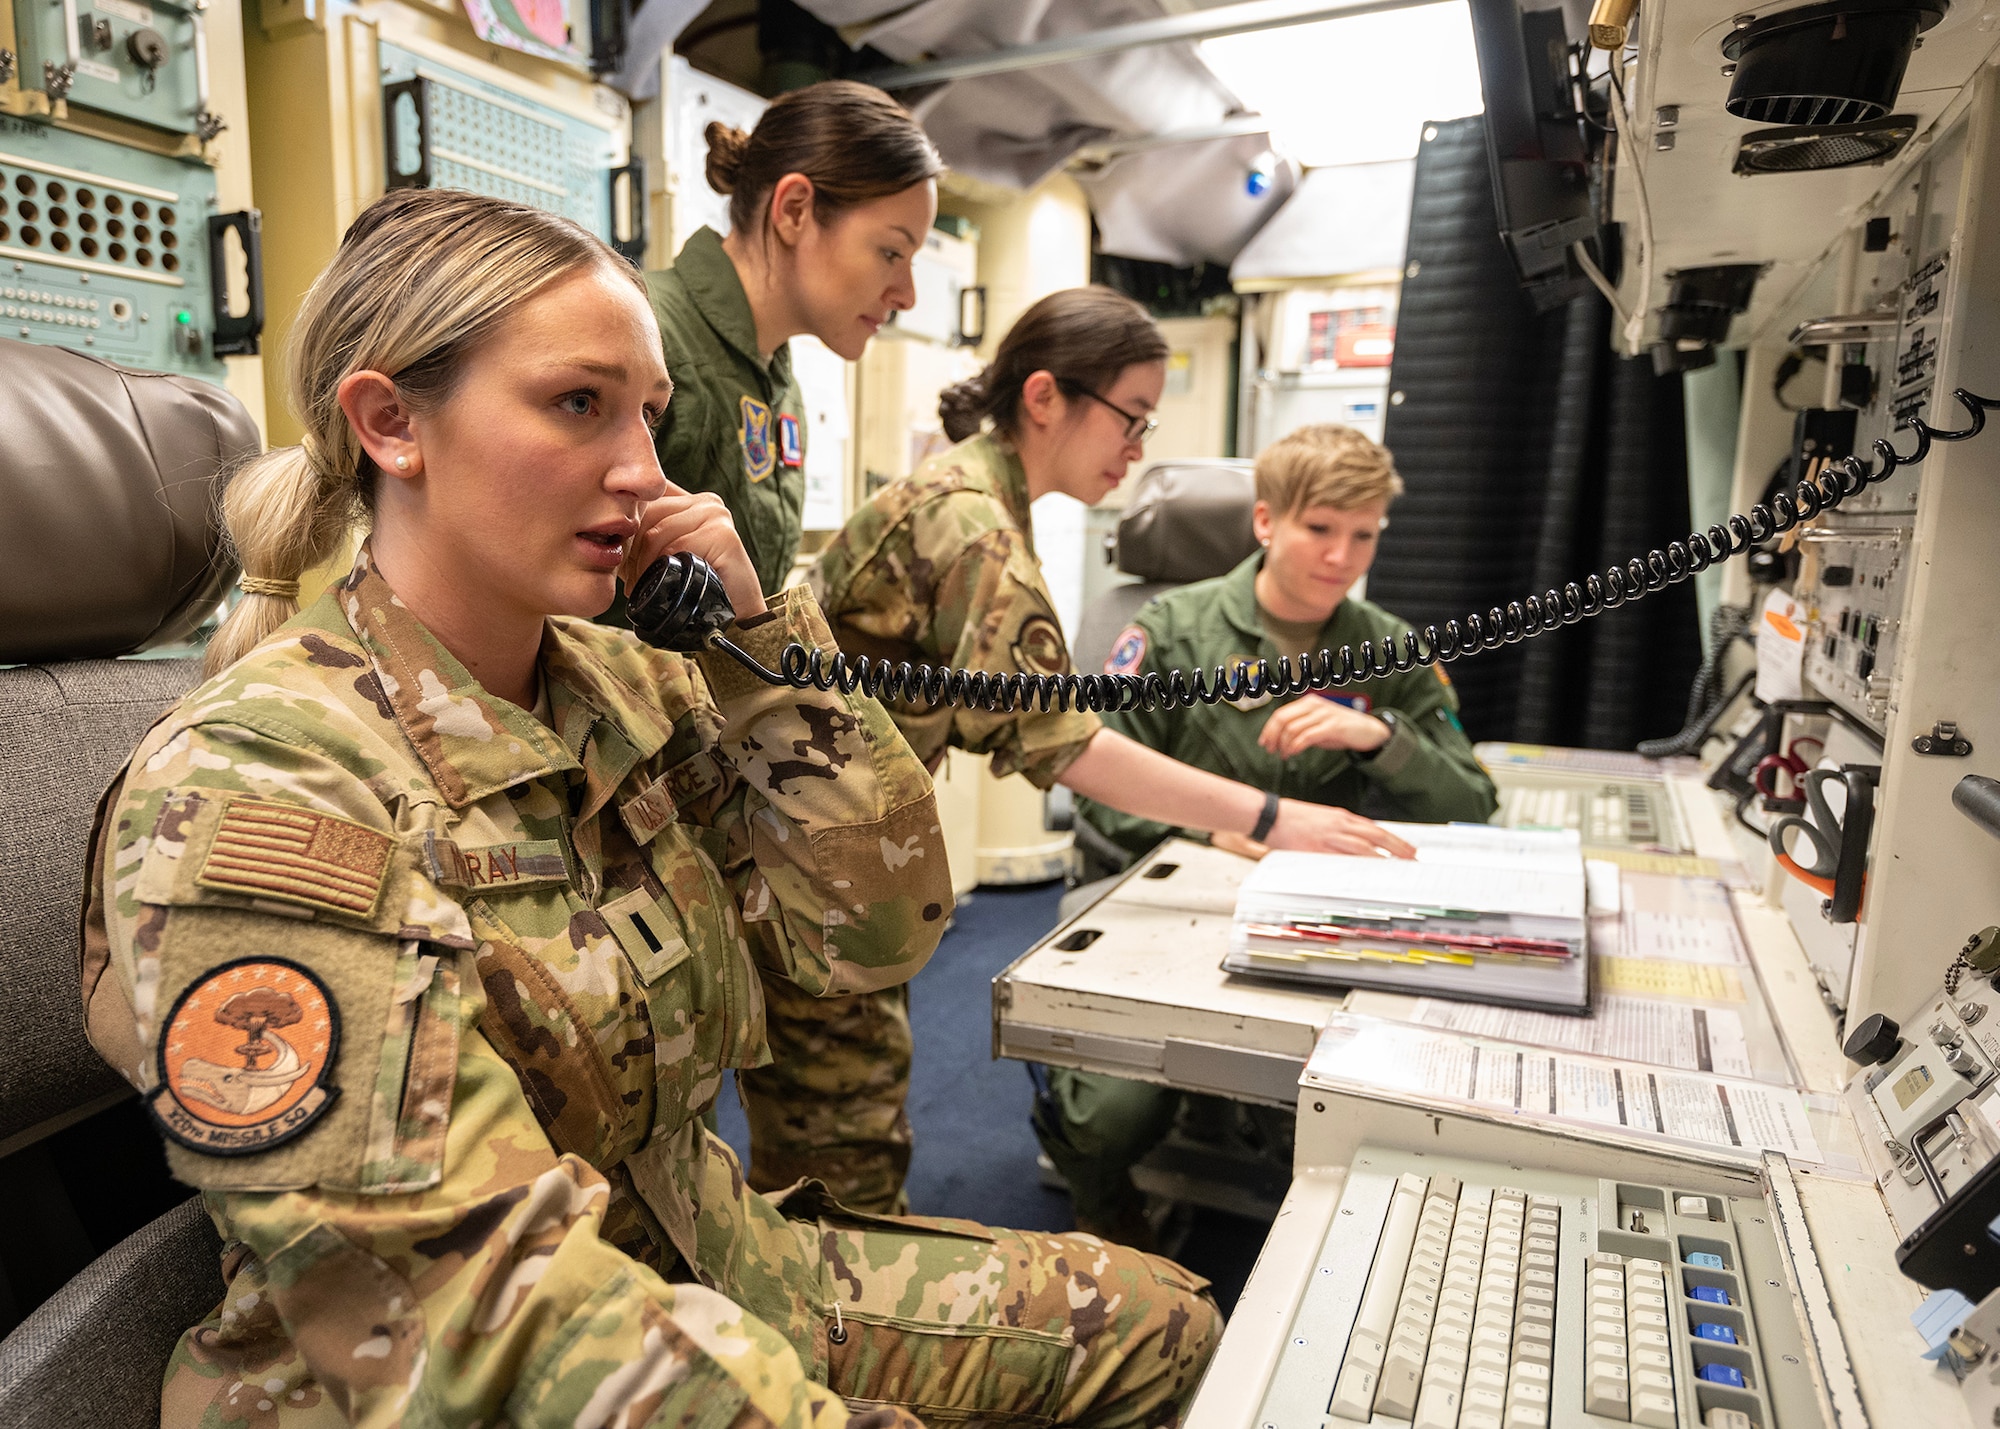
[1734,114,1918,173]
[1722,1,1947,128]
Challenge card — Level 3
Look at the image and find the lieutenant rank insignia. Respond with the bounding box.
[150,956,341,1155]
[740,396,775,483]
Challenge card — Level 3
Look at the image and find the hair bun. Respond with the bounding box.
[937,371,991,444]
[704,122,752,196]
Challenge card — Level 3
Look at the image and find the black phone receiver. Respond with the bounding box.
[628,552,738,653]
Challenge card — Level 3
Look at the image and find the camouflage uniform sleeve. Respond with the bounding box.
[696,582,953,997]
[1075,602,1190,858]
[927,526,1101,791]
[1357,666,1500,823]
[91,723,881,1429]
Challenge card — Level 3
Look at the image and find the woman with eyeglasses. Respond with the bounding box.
[804,286,1414,1225]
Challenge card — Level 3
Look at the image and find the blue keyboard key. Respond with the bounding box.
[1687,1252,1726,1269]
[1694,1322,1738,1343]
[1691,1285,1731,1305]
[1698,1364,1747,1387]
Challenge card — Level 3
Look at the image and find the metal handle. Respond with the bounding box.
[61,0,80,69]
[1789,311,1899,347]
[383,77,433,190]
[608,157,645,264]
[207,209,265,357]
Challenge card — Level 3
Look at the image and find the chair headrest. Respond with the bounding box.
[0,338,258,663]
[1112,460,1259,584]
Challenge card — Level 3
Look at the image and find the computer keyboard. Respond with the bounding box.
[1494,781,1686,852]
[1253,1147,1812,1429]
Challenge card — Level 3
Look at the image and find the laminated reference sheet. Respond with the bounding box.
[1306,1013,1824,1165]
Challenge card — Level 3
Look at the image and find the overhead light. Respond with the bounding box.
[1199,2,1483,168]
[1721,1,1947,129]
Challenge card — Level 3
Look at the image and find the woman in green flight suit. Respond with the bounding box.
[646,80,941,594]
[643,80,942,1211]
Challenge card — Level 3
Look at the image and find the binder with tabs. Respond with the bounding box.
[1223,824,1592,1014]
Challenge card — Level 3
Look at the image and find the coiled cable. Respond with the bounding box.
[704,388,2000,715]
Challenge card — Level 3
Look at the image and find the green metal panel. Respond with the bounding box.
[13,0,210,136]
[0,120,225,380]
[379,41,614,240]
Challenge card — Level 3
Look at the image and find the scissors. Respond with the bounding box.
[1767,766,1865,898]
[1753,736,1825,801]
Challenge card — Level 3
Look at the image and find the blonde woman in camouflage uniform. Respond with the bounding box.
[81,189,1217,1428]
[637,81,947,1217]
[809,288,1418,1234]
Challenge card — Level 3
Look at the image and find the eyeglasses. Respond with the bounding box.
[1065,384,1159,445]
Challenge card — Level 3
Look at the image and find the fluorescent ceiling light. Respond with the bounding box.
[1200,0,1484,169]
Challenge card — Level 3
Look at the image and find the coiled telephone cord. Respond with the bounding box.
[700,388,2000,714]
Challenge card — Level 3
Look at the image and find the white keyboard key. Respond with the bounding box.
[1511,1360,1550,1386]
[1505,1406,1548,1429]
[1628,1257,1663,1273]
[1473,1324,1512,1353]
[1414,1385,1463,1429]
[1436,1305,1474,1333]
[1704,1410,1754,1429]
[1375,1345,1425,1420]
[1524,1251,1557,1271]
[1329,1362,1380,1422]
[1469,1365,1508,1392]
[1632,1349,1672,1376]
[1513,1338,1552,1366]
[1462,1413,1502,1429]
[1426,1348,1468,1382]
[1588,1339,1629,1366]
[1633,1390,1677,1427]
[1506,1378,1550,1409]
[1465,1385,1507,1415]
[1471,1346,1509,1375]
[1526,1235,1559,1254]
[1631,1328,1670,1355]
[1676,1195,1710,1217]
[1521,1284,1555,1307]
[1632,1369,1673,1395]
[1630,1309,1668,1333]
[1585,1371,1632,1419]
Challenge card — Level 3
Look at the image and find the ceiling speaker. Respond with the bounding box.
[1734,114,1919,173]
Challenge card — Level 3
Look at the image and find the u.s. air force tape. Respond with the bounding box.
[148,956,342,1156]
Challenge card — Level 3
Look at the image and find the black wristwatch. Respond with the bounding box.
[1250,790,1281,842]
[1352,710,1399,762]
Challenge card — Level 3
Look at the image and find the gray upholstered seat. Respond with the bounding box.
[0,335,258,1428]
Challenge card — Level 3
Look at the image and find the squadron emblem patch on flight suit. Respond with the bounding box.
[740,396,776,483]
[1011,613,1069,677]
[1106,625,1147,676]
[149,957,341,1156]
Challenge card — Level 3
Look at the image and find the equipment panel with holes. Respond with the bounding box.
[378,43,616,240]
[1797,527,1910,734]
[11,0,210,136]
[0,132,224,378]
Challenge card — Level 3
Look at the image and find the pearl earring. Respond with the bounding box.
[395,455,410,471]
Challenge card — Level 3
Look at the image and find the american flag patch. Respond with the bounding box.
[197,798,392,917]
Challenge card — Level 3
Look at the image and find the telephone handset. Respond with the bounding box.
[630,388,2000,716]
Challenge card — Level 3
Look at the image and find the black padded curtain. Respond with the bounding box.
[1373,115,1701,750]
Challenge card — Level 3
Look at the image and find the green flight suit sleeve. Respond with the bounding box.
[1075,604,1191,859]
[1352,666,1498,823]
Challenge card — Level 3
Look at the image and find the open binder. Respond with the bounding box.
[1222,823,1592,1014]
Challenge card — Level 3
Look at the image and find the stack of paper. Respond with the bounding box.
[1225,823,1592,1014]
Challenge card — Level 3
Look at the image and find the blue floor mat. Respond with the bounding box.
[715,880,1271,1311]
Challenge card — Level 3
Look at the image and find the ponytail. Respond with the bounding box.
[203,445,359,675]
